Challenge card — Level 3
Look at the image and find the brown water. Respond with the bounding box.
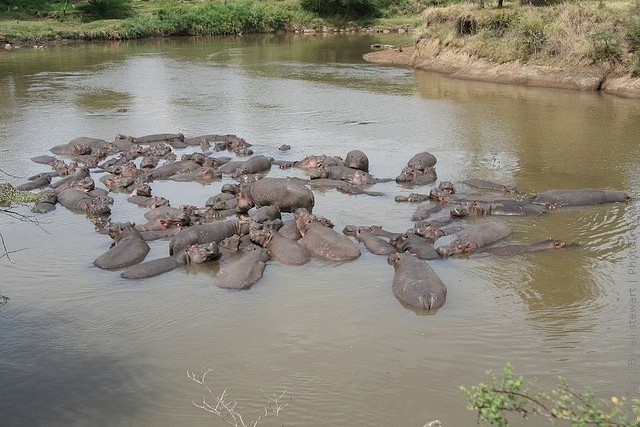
[0,34,639,427]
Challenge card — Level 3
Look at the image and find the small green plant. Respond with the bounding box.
[517,16,547,60]
[461,363,640,427]
[590,30,622,64]
[482,10,514,36]
[0,294,8,305]
[626,21,640,53]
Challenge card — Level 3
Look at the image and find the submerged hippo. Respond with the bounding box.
[121,242,220,279]
[169,216,250,255]
[460,179,517,193]
[528,189,630,206]
[249,228,310,265]
[344,150,369,172]
[352,226,396,256]
[387,252,446,312]
[94,223,150,270]
[236,177,315,213]
[214,245,270,290]
[478,239,574,256]
[296,212,360,262]
[436,222,512,256]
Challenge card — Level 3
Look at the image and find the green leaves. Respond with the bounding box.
[461,363,640,427]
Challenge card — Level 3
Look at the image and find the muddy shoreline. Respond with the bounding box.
[363,38,640,99]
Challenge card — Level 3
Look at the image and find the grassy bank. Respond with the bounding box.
[416,0,640,77]
[0,0,421,44]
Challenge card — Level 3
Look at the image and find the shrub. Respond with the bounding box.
[482,10,515,36]
[590,29,622,64]
[79,0,134,21]
[517,15,547,59]
[626,20,640,52]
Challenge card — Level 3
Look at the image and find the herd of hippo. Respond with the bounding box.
[11,132,632,314]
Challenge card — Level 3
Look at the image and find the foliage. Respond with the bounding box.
[0,294,8,305]
[300,0,415,19]
[461,363,640,427]
[590,29,622,64]
[78,0,133,20]
[0,184,40,207]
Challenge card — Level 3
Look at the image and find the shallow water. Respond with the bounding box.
[0,34,639,426]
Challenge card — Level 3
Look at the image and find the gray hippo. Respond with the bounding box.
[478,239,574,256]
[121,242,219,279]
[436,222,512,256]
[352,226,396,256]
[296,212,360,262]
[407,152,437,170]
[460,179,517,194]
[236,177,314,213]
[214,245,270,290]
[232,155,273,177]
[169,216,250,255]
[249,228,310,265]
[31,191,58,213]
[528,189,630,206]
[57,188,112,216]
[396,166,437,186]
[387,252,447,312]
[94,223,150,270]
[391,233,440,260]
[15,174,51,191]
[344,150,369,172]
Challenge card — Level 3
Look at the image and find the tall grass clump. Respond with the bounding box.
[79,0,134,20]
[121,0,311,37]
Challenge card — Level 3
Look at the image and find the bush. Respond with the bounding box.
[590,29,622,64]
[300,0,410,19]
[517,15,547,59]
[626,20,640,53]
[79,0,134,20]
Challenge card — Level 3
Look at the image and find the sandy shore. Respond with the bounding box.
[363,40,640,99]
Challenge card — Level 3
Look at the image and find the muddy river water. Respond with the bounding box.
[0,34,639,426]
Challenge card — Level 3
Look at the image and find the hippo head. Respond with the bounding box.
[70,177,96,192]
[387,252,404,268]
[438,181,455,194]
[221,183,240,194]
[235,216,252,236]
[412,224,441,242]
[130,184,152,197]
[503,185,517,194]
[429,188,449,203]
[185,242,220,264]
[236,188,255,212]
[350,170,372,186]
[150,196,170,208]
[307,166,328,180]
[436,242,477,257]
[118,162,138,178]
[199,167,221,181]
[342,225,358,236]
[297,155,324,169]
[71,142,92,156]
[249,228,274,247]
[39,190,58,205]
[450,207,468,218]
[83,199,111,216]
[295,212,316,236]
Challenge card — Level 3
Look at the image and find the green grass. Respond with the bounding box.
[0,0,421,43]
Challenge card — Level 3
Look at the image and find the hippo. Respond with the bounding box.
[296,212,360,261]
[15,174,51,191]
[278,218,302,241]
[395,193,431,203]
[31,191,58,213]
[478,239,574,256]
[57,188,112,216]
[396,166,437,186]
[236,178,314,213]
[49,167,90,190]
[527,189,630,206]
[127,195,170,209]
[353,226,396,256]
[391,233,440,260]
[411,203,446,222]
[144,160,201,181]
[169,216,250,255]
[249,205,281,224]
[121,242,219,279]
[214,245,270,290]
[460,179,517,193]
[49,137,109,157]
[167,167,222,183]
[94,223,150,270]
[31,154,58,165]
[436,222,512,256]
[451,200,545,217]
[249,228,310,265]
[344,150,369,172]
[407,152,437,170]
[232,155,273,177]
[387,252,446,312]
[133,133,185,148]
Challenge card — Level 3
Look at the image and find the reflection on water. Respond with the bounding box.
[0,34,639,426]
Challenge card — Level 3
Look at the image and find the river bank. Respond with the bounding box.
[366,1,640,99]
[364,41,640,98]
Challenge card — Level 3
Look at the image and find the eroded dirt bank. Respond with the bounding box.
[364,39,640,99]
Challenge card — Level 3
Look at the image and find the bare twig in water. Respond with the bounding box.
[187,368,290,427]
